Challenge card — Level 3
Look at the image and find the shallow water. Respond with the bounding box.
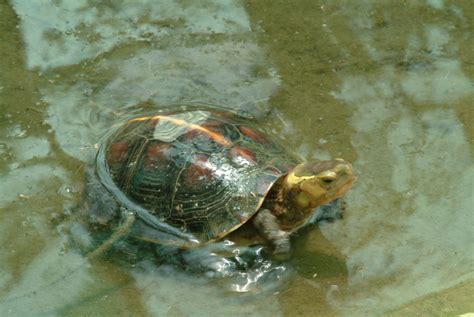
[0,0,473,316]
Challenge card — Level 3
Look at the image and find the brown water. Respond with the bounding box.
[0,1,473,316]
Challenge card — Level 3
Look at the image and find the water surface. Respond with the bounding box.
[0,0,473,316]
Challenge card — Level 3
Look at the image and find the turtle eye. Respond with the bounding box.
[318,171,338,184]
[321,178,335,184]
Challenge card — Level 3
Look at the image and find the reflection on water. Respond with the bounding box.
[331,77,473,314]
[0,239,91,315]
[0,0,473,316]
[12,0,252,70]
[42,37,280,163]
[3,0,284,316]
[323,1,474,315]
[130,261,283,316]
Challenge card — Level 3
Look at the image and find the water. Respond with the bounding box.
[0,0,473,316]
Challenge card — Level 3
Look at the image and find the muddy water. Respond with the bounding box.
[0,1,472,316]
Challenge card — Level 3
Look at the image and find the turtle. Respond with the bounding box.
[84,105,355,260]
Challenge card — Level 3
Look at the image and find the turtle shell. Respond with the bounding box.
[96,107,300,245]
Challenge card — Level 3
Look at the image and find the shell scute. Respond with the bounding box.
[228,146,258,167]
[99,108,301,244]
[107,141,129,166]
[143,142,171,170]
[184,154,216,187]
[239,125,269,144]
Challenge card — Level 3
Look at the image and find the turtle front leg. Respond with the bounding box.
[253,209,290,256]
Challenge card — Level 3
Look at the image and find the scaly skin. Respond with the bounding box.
[253,159,355,256]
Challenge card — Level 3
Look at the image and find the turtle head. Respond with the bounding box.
[283,159,355,209]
